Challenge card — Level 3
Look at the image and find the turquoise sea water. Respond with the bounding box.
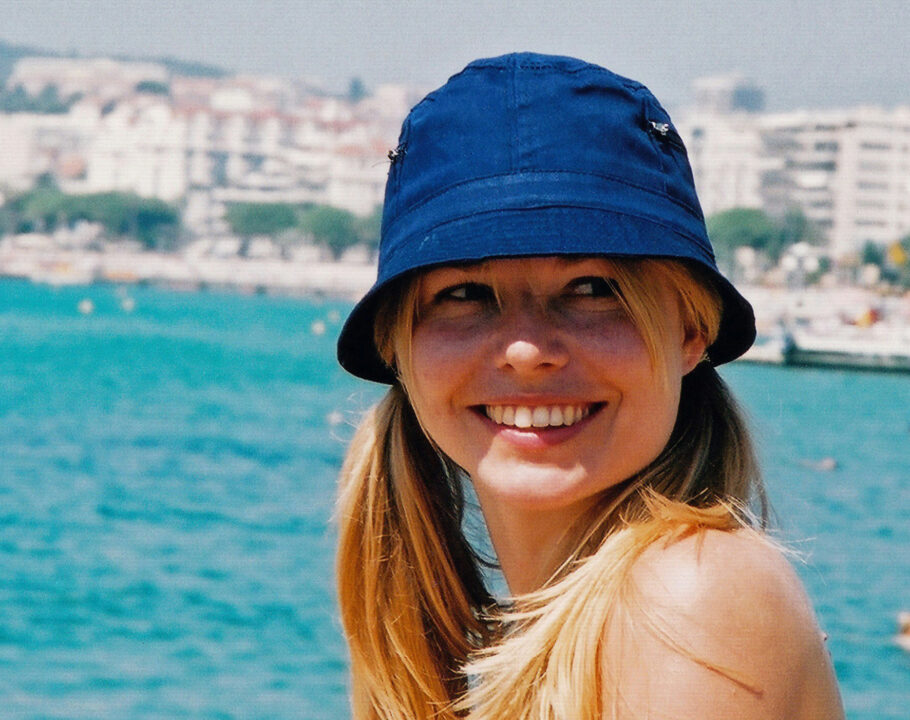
[1,278,907,719]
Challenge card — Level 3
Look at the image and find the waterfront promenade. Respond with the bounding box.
[0,238,376,298]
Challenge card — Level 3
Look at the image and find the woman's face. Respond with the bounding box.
[404,257,706,519]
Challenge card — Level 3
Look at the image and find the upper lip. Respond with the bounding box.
[471,395,597,406]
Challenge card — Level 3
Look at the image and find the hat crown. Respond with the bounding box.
[383,52,704,246]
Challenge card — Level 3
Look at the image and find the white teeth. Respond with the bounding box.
[514,406,533,428]
[531,407,550,427]
[483,404,593,428]
[550,406,564,426]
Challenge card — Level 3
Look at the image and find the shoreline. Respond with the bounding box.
[4,242,910,373]
[0,244,377,300]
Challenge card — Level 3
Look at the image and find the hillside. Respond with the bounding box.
[0,38,226,84]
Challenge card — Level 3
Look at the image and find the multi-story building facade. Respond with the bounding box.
[679,75,910,260]
[681,112,768,218]
[2,58,410,237]
[824,107,910,258]
[677,75,769,218]
[11,58,904,259]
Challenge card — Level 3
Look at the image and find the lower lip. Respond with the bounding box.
[475,408,599,449]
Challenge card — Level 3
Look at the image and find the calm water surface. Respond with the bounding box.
[0,279,907,719]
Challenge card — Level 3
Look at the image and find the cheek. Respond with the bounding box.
[580,318,653,378]
[410,326,462,394]
[623,366,684,464]
[406,326,474,431]
[588,325,682,454]
[648,380,683,440]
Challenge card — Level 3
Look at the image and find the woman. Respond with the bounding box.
[335,53,843,720]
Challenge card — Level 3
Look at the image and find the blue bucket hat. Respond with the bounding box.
[337,52,755,383]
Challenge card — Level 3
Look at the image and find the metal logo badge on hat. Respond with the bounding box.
[337,52,756,383]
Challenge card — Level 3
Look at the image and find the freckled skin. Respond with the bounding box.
[405,258,705,590]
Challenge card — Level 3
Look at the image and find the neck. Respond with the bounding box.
[478,500,592,596]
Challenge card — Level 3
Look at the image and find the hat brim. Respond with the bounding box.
[337,206,755,383]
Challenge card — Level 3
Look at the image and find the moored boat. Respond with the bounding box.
[741,323,910,373]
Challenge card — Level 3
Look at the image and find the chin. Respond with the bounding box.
[471,460,621,513]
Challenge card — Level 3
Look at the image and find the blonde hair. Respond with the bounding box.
[336,259,765,720]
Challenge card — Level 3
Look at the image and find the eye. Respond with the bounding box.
[566,276,620,298]
[433,282,496,304]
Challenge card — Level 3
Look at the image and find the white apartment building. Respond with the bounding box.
[679,112,767,217]
[677,74,768,217]
[1,58,408,237]
[829,107,910,258]
[83,98,188,201]
[760,107,910,259]
[679,75,910,260]
[0,102,102,191]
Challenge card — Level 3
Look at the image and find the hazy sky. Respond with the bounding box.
[2,0,908,112]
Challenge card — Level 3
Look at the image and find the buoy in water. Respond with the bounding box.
[897,611,910,651]
[310,320,327,336]
[121,297,136,312]
[799,457,838,471]
[77,298,94,315]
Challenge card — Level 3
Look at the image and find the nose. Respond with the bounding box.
[494,302,569,374]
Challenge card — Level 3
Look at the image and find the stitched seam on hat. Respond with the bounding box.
[385,204,714,266]
[387,169,704,234]
[428,204,710,249]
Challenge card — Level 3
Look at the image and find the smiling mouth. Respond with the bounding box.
[481,404,602,429]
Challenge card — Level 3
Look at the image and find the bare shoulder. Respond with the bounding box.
[633,528,811,627]
[601,528,844,720]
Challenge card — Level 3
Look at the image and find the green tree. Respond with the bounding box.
[225,202,298,237]
[0,84,81,114]
[0,85,29,112]
[7,184,67,232]
[884,234,910,288]
[354,204,382,254]
[67,192,180,249]
[300,205,358,259]
[778,208,820,248]
[132,199,181,249]
[2,185,179,248]
[135,80,170,95]
[860,241,884,267]
[706,207,823,270]
[0,205,14,237]
[706,208,779,269]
